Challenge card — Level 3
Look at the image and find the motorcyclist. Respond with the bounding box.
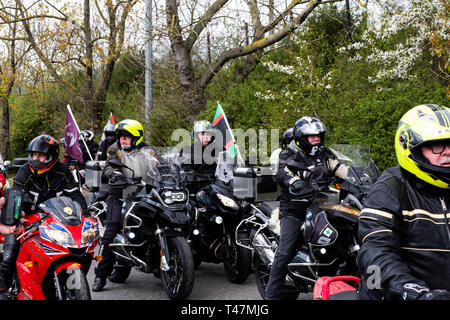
[0,134,87,299]
[96,122,117,161]
[92,119,157,292]
[79,129,99,163]
[265,116,349,300]
[357,104,450,300]
[180,120,219,195]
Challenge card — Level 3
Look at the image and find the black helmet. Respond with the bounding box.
[282,127,294,149]
[293,116,327,156]
[27,134,60,174]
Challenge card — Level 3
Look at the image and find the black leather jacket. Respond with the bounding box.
[12,161,87,213]
[179,142,218,177]
[357,165,450,299]
[276,146,347,218]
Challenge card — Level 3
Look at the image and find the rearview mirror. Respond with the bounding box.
[107,159,127,169]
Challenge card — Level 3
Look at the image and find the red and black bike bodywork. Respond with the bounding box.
[1,196,100,300]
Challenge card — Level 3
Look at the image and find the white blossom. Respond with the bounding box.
[340,0,448,83]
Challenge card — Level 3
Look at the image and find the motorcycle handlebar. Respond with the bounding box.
[16,213,49,240]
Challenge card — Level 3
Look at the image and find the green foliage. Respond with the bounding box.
[202,4,448,171]
[9,85,73,159]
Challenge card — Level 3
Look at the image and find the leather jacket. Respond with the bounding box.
[12,161,87,213]
[357,165,450,299]
[179,142,219,177]
[276,146,348,218]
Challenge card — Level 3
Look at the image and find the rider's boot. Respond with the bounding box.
[92,277,106,292]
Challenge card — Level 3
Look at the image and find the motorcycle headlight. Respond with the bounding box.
[41,227,75,245]
[82,225,100,245]
[216,194,239,209]
[163,191,186,204]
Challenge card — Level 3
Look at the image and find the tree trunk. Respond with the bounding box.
[83,0,94,133]
[1,97,11,160]
[1,5,17,161]
[181,84,207,121]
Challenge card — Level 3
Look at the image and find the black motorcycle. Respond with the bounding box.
[185,151,254,284]
[104,149,195,300]
[236,144,379,299]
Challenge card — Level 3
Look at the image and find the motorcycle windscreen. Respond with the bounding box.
[309,211,338,246]
[38,196,83,226]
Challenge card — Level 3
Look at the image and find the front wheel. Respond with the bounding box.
[59,268,91,300]
[223,241,252,284]
[160,236,195,300]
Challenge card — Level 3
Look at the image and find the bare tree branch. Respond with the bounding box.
[199,0,325,89]
[14,0,83,104]
[184,0,229,52]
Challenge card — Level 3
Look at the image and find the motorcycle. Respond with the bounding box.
[105,149,195,300]
[0,196,100,300]
[236,144,379,299]
[185,151,257,284]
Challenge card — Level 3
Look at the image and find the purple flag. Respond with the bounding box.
[65,105,83,162]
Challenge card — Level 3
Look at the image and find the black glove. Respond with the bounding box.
[419,289,450,300]
[302,166,322,180]
[402,283,430,300]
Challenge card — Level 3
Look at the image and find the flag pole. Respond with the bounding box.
[217,102,244,165]
[67,104,94,162]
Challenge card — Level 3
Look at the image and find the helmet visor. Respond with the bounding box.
[298,121,327,136]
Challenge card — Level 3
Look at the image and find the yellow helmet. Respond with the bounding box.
[115,119,144,150]
[395,104,450,188]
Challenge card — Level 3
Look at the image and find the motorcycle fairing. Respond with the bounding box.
[38,197,83,226]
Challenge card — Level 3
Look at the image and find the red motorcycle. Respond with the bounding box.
[0,196,100,300]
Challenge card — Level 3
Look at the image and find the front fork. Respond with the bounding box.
[54,262,83,300]
[156,223,170,271]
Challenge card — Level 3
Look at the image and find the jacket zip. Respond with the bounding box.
[439,197,450,247]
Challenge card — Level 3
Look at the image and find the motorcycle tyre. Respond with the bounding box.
[160,236,195,300]
[108,264,132,283]
[60,268,91,300]
[223,242,252,284]
[254,256,300,300]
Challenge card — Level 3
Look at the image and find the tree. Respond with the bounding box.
[340,0,449,94]
[9,0,140,134]
[163,0,344,120]
[0,1,26,160]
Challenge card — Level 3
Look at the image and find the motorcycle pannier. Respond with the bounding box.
[233,166,280,202]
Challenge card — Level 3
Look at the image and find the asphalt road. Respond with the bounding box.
[87,259,313,301]
[88,260,263,300]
